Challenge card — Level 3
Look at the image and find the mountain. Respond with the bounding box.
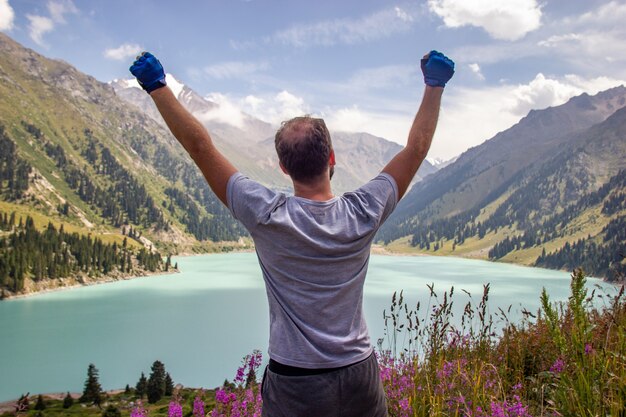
[110,78,437,194]
[0,32,251,295]
[379,87,626,280]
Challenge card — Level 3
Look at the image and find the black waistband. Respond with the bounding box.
[268,352,372,376]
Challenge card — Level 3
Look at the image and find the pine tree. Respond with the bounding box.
[34,394,46,411]
[147,360,166,403]
[81,363,103,407]
[63,392,74,409]
[135,372,148,399]
[165,255,171,272]
[164,372,174,396]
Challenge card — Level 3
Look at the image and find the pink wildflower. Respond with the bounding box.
[130,402,148,417]
[193,395,205,417]
[550,357,565,374]
[168,400,183,417]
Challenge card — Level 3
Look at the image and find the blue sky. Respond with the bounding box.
[2,0,626,160]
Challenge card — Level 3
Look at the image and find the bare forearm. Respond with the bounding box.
[148,86,237,205]
[405,86,443,160]
[150,87,213,157]
[382,86,443,199]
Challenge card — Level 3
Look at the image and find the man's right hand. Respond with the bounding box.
[421,50,455,88]
[129,52,167,94]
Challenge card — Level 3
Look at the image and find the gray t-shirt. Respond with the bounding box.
[227,172,398,368]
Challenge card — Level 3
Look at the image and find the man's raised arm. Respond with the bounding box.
[382,51,454,200]
[130,53,237,206]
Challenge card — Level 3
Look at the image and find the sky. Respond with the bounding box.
[1,0,626,160]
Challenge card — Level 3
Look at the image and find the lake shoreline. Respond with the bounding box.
[0,269,179,301]
[0,246,426,301]
[1,246,619,302]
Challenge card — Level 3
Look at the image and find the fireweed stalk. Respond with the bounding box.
[210,350,263,417]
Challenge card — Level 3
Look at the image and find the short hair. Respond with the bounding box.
[274,116,333,183]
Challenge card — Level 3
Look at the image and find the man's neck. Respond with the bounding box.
[292,179,334,201]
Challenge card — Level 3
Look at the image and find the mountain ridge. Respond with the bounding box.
[110,76,437,193]
[379,85,626,279]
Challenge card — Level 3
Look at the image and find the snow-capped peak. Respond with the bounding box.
[426,157,445,166]
[110,73,185,99]
[165,73,185,98]
[109,78,142,90]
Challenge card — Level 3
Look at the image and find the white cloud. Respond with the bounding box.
[537,33,582,48]
[347,65,416,90]
[450,1,626,77]
[241,91,308,124]
[199,93,247,129]
[203,61,269,80]
[509,73,626,115]
[531,2,626,74]
[27,14,54,46]
[324,106,411,142]
[574,1,626,26]
[394,6,413,23]
[468,63,485,80]
[104,43,143,61]
[269,6,415,47]
[26,0,78,46]
[540,30,626,67]
[47,0,78,24]
[0,0,15,31]
[198,90,308,129]
[428,0,542,41]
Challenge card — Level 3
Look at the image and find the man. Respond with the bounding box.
[130,50,453,417]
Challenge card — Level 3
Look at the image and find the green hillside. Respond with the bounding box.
[379,92,626,280]
[0,33,250,296]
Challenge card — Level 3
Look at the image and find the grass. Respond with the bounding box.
[0,201,142,249]
[385,227,518,260]
[385,203,620,270]
[500,206,615,267]
[0,388,218,417]
[378,269,626,417]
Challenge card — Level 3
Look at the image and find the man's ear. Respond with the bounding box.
[329,150,336,166]
[279,161,289,175]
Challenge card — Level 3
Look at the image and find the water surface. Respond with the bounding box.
[0,254,611,402]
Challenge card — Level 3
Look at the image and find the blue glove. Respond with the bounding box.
[420,50,455,88]
[129,52,167,93]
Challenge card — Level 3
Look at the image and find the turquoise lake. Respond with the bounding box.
[0,253,613,402]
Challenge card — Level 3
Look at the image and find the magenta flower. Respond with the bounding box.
[168,400,183,417]
[130,402,148,417]
[550,357,565,374]
[211,351,264,417]
[215,388,236,405]
[193,396,205,417]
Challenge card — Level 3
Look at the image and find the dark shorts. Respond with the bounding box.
[261,352,388,417]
